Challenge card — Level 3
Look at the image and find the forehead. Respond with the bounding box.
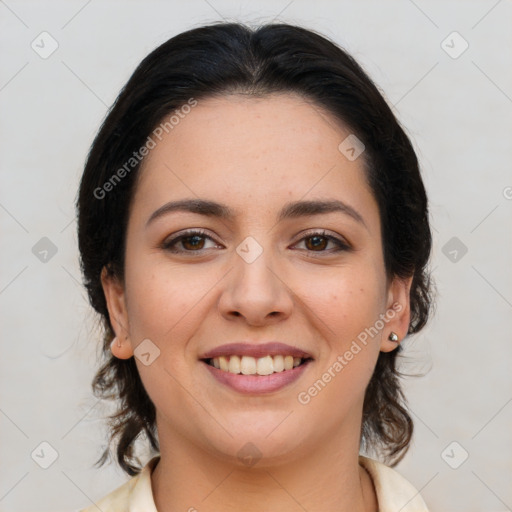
[133,93,379,229]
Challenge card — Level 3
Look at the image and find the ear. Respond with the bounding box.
[101,266,134,359]
[380,275,413,353]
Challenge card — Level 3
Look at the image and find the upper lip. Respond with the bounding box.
[199,342,313,360]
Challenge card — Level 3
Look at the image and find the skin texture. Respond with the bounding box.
[102,93,412,512]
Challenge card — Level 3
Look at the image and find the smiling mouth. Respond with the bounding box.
[202,354,313,376]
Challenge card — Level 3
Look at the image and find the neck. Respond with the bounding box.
[151,417,377,512]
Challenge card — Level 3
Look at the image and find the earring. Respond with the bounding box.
[388,332,399,342]
[111,336,122,349]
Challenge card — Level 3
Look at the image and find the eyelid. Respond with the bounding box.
[161,228,351,254]
[291,229,352,251]
[161,228,222,252]
[293,228,348,242]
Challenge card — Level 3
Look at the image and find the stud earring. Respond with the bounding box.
[111,337,122,349]
[388,332,399,342]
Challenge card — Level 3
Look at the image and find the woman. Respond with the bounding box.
[77,21,433,512]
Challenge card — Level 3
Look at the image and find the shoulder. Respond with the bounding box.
[78,456,160,512]
[358,455,429,512]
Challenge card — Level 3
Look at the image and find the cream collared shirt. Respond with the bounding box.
[79,455,429,512]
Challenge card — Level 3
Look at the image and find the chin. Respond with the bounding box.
[200,418,311,468]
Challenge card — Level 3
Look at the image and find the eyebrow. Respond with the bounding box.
[146,198,367,229]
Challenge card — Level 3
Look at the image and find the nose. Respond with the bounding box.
[218,243,294,326]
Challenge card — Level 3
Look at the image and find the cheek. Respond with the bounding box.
[124,259,218,347]
[297,276,383,416]
[300,266,386,343]
[297,266,385,400]
[125,262,209,413]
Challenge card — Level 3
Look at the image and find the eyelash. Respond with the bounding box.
[161,229,351,255]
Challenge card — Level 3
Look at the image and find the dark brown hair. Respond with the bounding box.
[77,21,433,476]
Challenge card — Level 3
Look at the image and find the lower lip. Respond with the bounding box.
[202,360,312,394]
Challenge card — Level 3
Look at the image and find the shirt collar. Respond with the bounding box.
[127,454,428,512]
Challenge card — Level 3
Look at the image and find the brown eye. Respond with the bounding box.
[293,230,351,254]
[304,235,329,251]
[181,235,206,250]
[162,229,220,254]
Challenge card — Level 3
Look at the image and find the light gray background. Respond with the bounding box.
[1,1,511,511]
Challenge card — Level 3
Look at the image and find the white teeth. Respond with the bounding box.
[219,356,229,371]
[273,355,284,372]
[228,355,241,374]
[210,354,306,375]
[284,355,294,370]
[240,355,256,375]
[256,355,274,375]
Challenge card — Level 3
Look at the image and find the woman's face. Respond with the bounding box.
[103,93,411,465]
